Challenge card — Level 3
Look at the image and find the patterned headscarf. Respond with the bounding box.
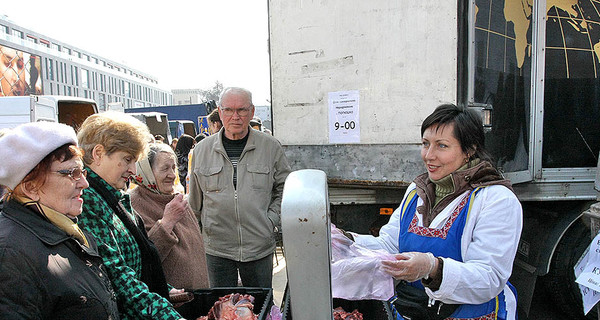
[131,156,160,194]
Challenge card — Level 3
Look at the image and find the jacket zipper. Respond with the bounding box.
[230,157,242,261]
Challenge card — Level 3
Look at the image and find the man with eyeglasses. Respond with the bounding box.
[189,87,291,289]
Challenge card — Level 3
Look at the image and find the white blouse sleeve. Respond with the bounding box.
[352,184,418,254]
[427,185,523,304]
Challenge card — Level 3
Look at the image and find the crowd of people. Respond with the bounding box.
[0,86,522,320]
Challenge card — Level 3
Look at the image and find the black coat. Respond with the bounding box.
[0,199,120,320]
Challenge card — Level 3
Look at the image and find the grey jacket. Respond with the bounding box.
[0,199,120,320]
[189,128,291,262]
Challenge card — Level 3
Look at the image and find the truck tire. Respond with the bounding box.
[542,219,596,319]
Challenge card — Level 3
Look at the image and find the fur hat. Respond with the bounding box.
[0,122,77,189]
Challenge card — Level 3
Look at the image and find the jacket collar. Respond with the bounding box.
[413,160,513,226]
[2,199,96,256]
[212,127,257,157]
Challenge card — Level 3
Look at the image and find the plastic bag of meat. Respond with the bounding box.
[333,307,363,320]
[196,293,258,320]
[266,305,282,320]
[331,224,395,301]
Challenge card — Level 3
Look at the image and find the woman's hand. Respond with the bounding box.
[161,194,188,233]
[169,288,192,308]
[381,252,437,282]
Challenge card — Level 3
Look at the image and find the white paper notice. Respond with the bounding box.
[575,233,600,314]
[328,90,360,144]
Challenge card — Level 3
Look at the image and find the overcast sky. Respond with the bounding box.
[1,0,271,105]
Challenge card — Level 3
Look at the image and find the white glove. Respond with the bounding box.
[381,252,437,282]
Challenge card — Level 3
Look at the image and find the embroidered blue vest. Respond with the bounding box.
[391,187,515,320]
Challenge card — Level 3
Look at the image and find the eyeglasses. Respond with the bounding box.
[220,107,252,117]
[55,167,88,181]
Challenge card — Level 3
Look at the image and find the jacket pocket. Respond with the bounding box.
[246,164,271,190]
[198,166,224,192]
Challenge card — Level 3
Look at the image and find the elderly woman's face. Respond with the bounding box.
[37,158,88,218]
[95,150,137,190]
[152,152,178,194]
[420,123,468,181]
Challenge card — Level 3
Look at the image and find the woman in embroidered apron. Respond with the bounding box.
[76,112,186,320]
[351,104,523,320]
[0,122,120,319]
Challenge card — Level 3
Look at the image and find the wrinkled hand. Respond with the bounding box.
[169,288,186,308]
[161,194,188,232]
[381,252,436,282]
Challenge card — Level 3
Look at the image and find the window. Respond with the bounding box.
[74,66,79,85]
[57,62,62,82]
[63,63,68,84]
[52,43,60,51]
[0,25,8,34]
[47,58,54,81]
[11,29,23,38]
[99,93,105,108]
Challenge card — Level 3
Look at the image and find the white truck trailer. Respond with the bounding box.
[269,0,600,318]
[0,95,97,130]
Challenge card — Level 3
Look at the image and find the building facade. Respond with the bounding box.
[172,89,203,105]
[0,16,172,110]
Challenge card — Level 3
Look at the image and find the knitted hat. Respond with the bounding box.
[0,122,78,189]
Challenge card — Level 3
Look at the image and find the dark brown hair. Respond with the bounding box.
[421,104,493,164]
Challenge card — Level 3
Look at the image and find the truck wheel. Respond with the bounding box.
[542,219,596,319]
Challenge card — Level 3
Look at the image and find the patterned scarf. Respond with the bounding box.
[131,156,161,194]
[10,194,89,247]
[130,154,184,195]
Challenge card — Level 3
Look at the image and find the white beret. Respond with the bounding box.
[0,122,78,189]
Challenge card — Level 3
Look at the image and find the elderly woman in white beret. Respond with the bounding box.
[0,122,120,320]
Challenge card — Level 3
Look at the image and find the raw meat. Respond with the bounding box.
[333,307,363,320]
[197,293,258,320]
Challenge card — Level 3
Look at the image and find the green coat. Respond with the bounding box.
[78,170,181,320]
